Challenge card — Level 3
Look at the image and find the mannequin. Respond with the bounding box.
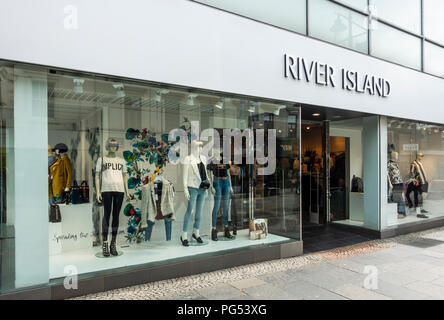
[406,152,429,218]
[95,138,131,257]
[181,140,211,246]
[387,151,406,219]
[141,166,176,242]
[49,143,72,203]
[208,150,234,241]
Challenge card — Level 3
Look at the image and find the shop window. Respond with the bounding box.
[43,71,302,279]
[382,117,444,228]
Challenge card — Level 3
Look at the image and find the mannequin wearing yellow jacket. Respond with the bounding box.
[49,143,72,201]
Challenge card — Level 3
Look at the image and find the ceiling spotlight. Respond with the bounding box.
[248,102,257,113]
[154,89,169,103]
[187,93,198,106]
[306,126,311,130]
[73,78,85,94]
[214,98,224,110]
[113,83,125,98]
[312,113,321,117]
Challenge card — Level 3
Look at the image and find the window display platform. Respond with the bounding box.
[49,229,289,279]
[386,199,444,227]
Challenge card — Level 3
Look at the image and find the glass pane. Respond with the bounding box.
[424,0,444,45]
[424,41,444,78]
[336,0,368,11]
[251,105,301,239]
[308,0,368,54]
[383,118,444,228]
[44,70,301,280]
[370,0,421,34]
[195,0,306,34]
[370,21,421,70]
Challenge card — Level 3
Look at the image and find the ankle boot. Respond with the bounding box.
[102,241,110,257]
[211,228,218,241]
[110,240,118,256]
[224,226,233,239]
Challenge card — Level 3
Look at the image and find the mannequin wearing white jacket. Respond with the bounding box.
[181,140,212,246]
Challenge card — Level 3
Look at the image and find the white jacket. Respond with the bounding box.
[182,154,210,189]
[140,177,175,227]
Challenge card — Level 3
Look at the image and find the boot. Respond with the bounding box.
[102,241,110,257]
[110,240,118,256]
[224,226,233,239]
[211,228,218,241]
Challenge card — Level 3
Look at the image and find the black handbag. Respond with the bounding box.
[80,180,90,203]
[70,180,83,204]
[49,204,62,223]
[199,179,210,190]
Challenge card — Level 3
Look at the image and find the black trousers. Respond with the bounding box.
[405,182,423,208]
[102,191,124,242]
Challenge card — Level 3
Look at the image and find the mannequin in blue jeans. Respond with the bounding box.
[181,140,211,246]
[208,153,234,241]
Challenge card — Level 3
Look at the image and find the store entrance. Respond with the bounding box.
[300,108,375,253]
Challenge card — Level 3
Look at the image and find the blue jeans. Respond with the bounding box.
[212,179,230,228]
[183,187,207,232]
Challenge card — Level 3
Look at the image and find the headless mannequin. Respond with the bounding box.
[387,151,406,219]
[209,150,234,240]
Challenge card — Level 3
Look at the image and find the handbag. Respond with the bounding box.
[80,180,90,203]
[70,180,83,204]
[199,179,210,190]
[49,204,62,223]
[249,218,268,240]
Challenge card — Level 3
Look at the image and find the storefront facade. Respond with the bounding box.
[1,0,444,299]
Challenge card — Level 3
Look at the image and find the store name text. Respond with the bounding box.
[284,54,391,97]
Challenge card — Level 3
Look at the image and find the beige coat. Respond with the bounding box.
[140,177,175,228]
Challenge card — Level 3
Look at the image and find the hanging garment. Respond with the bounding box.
[49,154,73,198]
[140,177,175,228]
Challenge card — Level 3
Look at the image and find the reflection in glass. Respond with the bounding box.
[424,41,444,78]
[370,21,421,70]
[195,0,306,34]
[309,0,368,54]
[370,0,421,34]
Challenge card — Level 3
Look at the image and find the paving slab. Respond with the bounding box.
[331,284,392,300]
[230,277,267,290]
[242,283,299,300]
[197,284,245,300]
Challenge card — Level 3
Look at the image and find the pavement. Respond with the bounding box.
[75,226,444,300]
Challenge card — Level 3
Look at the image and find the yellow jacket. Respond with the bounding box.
[49,155,73,198]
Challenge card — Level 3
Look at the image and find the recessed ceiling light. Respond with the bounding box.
[312,113,321,117]
[214,98,224,109]
[306,126,310,130]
